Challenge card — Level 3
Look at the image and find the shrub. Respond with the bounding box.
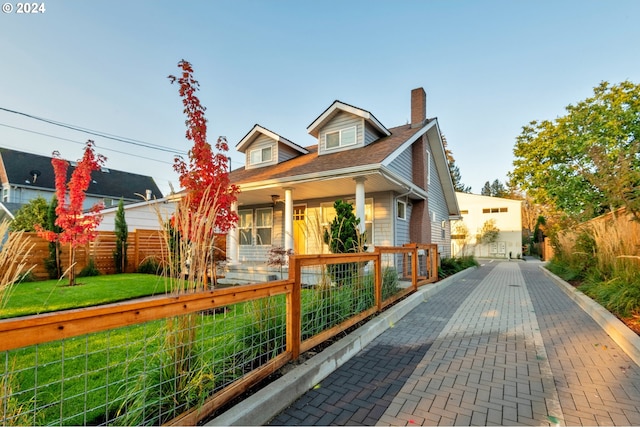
[78,258,101,277]
[438,256,478,279]
[381,267,401,301]
[15,271,36,283]
[137,258,163,275]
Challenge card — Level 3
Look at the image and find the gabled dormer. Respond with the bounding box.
[237,124,309,169]
[307,101,391,156]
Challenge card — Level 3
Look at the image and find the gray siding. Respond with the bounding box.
[277,144,300,163]
[387,146,413,182]
[364,122,380,146]
[318,112,364,155]
[372,194,393,246]
[426,139,452,258]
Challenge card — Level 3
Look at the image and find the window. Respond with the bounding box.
[249,146,272,165]
[482,207,508,214]
[325,126,356,150]
[238,210,253,245]
[255,208,273,245]
[397,200,406,220]
[460,210,469,215]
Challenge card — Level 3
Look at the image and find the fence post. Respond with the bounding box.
[134,230,140,268]
[374,248,382,311]
[287,255,301,360]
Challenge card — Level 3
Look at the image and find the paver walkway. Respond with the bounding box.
[268,260,640,426]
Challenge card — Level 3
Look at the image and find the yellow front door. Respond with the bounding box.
[293,205,306,255]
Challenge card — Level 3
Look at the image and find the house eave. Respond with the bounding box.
[236,124,308,155]
[306,101,390,138]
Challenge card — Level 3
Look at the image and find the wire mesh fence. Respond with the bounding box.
[0,245,437,426]
[1,297,288,426]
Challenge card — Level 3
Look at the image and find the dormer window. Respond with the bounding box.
[326,126,356,150]
[250,146,272,165]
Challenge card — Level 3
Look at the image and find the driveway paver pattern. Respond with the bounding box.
[268,261,640,426]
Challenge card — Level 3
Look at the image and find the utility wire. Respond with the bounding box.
[0,106,188,155]
[0,123,176,166]
[0,106,246,170]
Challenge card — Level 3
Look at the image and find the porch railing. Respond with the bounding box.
[0,244,437,426]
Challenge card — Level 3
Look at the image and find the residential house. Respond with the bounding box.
[97,196,179,232]
[451,192,523,258]
[0,147,163,223]
[226,88,460,270]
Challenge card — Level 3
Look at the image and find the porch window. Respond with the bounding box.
[347,198,374,245]
[255,208,273,245]
[325,126,356,150]
[238,210,253,245]
[249,146,272,165]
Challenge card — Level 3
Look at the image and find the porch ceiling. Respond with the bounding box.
[235,171,412,206]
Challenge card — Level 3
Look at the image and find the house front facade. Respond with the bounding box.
[226,88,460,265]
[451,192,523,259]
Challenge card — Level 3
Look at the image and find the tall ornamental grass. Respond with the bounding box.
[549,209,640,318]
[1,220,36,426]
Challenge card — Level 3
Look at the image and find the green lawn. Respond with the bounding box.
[0,271,399,425]
[1,274,169,319]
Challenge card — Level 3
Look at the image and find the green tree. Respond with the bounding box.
[480,179,508,197]
[442,134,472,193]
[9,196,48,231]
[44,196,63,279]
[113,199,128,273]
[323,200,364,255]
[323,200,365,285]
[477,219,500,245]
[510,80,640,221]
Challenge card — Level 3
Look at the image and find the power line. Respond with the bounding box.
[0,106,188,155]
[0,106,246,171]
[0,122,176,166]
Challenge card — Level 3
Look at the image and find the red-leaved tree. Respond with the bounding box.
[36,140,106,286]
[168,60,239,287]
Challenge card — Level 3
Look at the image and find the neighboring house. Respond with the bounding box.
[0,147,163,223]
[97,196,179,232]
[226,88,460,266]
[451,192,523,259]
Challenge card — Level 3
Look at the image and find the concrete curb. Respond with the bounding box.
[540,266,640,367]
[206,267,477,426]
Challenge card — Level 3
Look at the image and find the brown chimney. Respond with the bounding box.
[411,87,426,128]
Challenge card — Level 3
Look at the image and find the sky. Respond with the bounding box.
[1,0,639,197]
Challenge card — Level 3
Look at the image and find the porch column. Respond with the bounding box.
[227,201,239,265]
[284,188,294,253]
[354,177,366,235]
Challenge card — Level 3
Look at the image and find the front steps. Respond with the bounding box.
[217,263,286,286]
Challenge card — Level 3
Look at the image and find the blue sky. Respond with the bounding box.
[1,0,639,197]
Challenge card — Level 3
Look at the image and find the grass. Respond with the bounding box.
[1,274,168,319]
[4,303,254,425]
[0,259,408,425]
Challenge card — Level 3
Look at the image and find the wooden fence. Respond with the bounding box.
[14,230,227,280]
[0,244,438,426]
